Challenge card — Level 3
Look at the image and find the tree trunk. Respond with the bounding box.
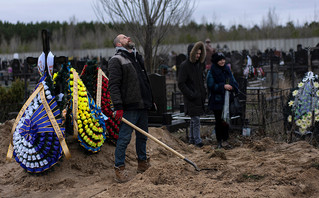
[143,25,153,73]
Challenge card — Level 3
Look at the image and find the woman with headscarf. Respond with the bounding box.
[207,52,238,149]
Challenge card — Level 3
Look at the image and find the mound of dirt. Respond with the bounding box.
[1,120,319,198]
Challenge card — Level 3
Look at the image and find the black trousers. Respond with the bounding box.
[213,109,229,142]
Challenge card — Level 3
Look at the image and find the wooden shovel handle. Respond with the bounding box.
[121,117,186,159]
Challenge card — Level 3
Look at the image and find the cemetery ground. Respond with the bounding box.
[1,118,319,198]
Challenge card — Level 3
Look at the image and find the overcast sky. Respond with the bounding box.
[0,0,318,28]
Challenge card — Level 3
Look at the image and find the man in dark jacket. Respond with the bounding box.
[178,41,207,147]
[108,34,153,183]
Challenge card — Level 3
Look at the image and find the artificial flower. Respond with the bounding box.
[288,101,294,107]
[53,73,58,81]
[299,128,306,134]
[298,82,304,88]
[302,116,307,121]
[301,122,307,129]
[45,90,51,95]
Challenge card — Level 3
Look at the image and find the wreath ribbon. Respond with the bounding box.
[96,68,102,107]
[72,70,79,139]
[97,68,113,108]
[40,88,71,159]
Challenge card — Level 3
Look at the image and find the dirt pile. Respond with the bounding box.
[1,120,319,198]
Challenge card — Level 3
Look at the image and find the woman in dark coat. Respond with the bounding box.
[178,41,206,147]
[207,52,238,149]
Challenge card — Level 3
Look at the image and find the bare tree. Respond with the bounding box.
[93,0,195,72]
[261,7,279,29]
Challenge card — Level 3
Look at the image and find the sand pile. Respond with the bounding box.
[1,120,319,198]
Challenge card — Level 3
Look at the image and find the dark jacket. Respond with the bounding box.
[108,48,153,111]
[178,41,207,116]
[207,63,238,110]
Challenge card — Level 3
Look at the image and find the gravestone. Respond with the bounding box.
[295,44,308,65]
[11,59,21,79]
[231,51,244,79]
[148,73,172,125]
[311,46,319,66]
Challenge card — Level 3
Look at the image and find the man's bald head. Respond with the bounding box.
[113,34,135,50]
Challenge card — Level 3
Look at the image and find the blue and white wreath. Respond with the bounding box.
[12,77,64,173]
[287,71,319,135]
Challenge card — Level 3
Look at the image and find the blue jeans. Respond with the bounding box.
[114,110,148,167]
[189,116,202,145]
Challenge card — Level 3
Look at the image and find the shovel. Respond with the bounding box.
[121,117,200,171]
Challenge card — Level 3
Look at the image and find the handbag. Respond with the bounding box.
[230,92,242,117]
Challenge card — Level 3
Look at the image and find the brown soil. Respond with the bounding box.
[1,119,319,198]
